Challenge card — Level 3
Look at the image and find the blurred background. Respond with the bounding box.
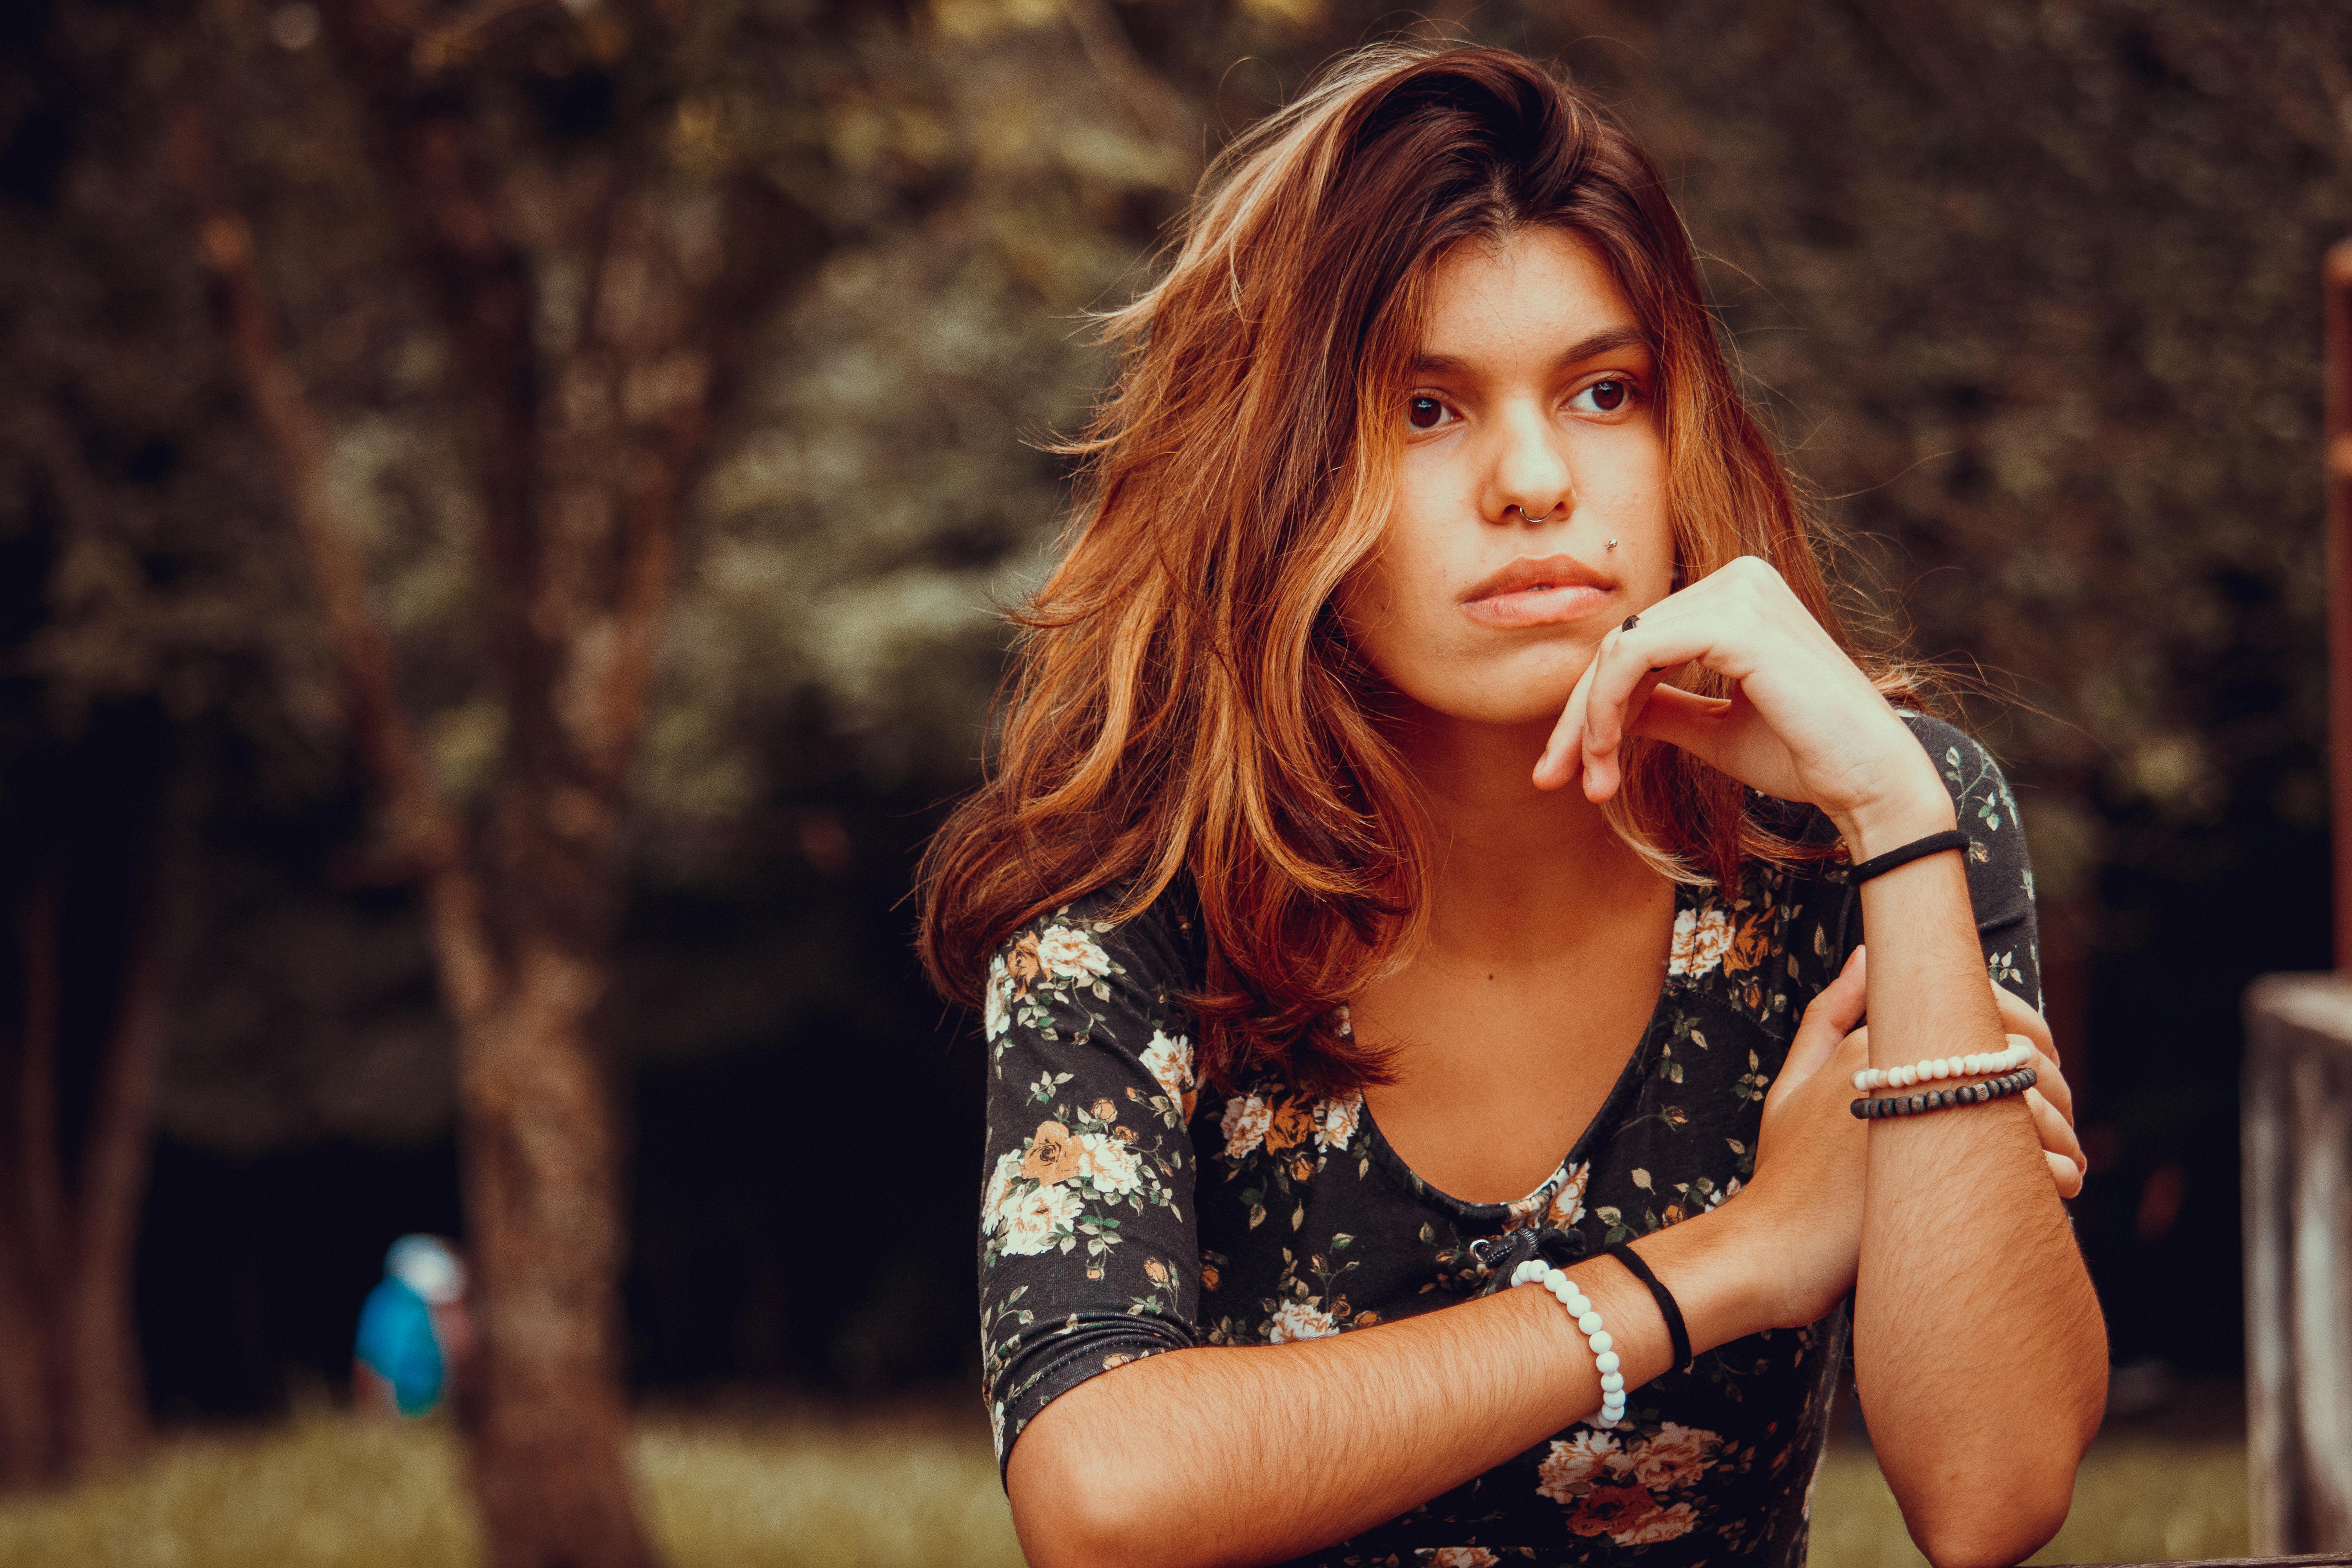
[0,0,2340,1562]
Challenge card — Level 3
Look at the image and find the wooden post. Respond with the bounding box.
[2329,241,2352,972]
[2244,978,2352,1555]
[2239,242,2352,1559]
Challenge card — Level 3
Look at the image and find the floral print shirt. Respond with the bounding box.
[976,716,2038,1567]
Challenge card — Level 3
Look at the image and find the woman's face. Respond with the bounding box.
[1338,226,1674,730]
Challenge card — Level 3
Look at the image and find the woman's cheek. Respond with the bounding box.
[1360,606,1448,705]
[1334,562,1449,703]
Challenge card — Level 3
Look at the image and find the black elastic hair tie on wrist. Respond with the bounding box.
[1847,828,1969,886]
[1833,828,1972,960]
[1605,1241,1691,1374]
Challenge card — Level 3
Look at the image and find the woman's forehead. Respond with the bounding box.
[1414,229,1642,372]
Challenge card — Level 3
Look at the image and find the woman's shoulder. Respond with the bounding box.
[981,878,1207,1055]
[1897,711,2025,841]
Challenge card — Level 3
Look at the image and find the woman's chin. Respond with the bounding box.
[1427,659,1590,728]
[1390,682,1580,735]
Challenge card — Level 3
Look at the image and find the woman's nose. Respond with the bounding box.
[1485,402,1573,525]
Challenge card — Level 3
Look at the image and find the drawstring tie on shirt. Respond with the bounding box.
[1468,1223,1590,1285]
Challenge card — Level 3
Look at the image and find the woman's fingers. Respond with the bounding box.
[2002,1031,2075,1130]
[1991,982,2053,1056]
[1577,609,1724,798]
[2000,1025,2074,1127]
[1622,683,1735,767]
[1777,947,1867,1094]
[2024,1084,2083,1176]
[1534,645,1603,791]
[1830,1024,1870,1089]
[2043,1149,2086,1200]
[1575,666,1675,799]
[2026,1047,2074,1127]
[1988,987,2073,1125]
[1616,665,1674,746]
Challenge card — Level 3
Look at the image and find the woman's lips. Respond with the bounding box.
[1459,554,1615,630]
[1460,583,1613,629]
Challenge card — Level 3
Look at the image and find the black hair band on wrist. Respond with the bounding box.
[1831,829,1972,960]
[1850,1065,2038,1121]
[1847,828,1969,886]
[1604,1241,1691,1374]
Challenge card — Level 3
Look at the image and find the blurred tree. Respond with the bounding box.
[168,0,830,1560]
[0,759,189,1487]
[0,0,279,1485]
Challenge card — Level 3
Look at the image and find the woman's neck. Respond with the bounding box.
[1392,703,1666,967]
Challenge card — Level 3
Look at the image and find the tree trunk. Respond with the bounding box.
[0,883,64,1486]
[0,829,181,1487]
[459,941,641,1567]
[175,53,701,1556]
[60,869,172,1473]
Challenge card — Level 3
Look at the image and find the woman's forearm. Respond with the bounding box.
[1848,842,2107,1566]
[1007,1212,1769,1568]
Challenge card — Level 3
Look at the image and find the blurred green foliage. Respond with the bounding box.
[1590,3,2346,900]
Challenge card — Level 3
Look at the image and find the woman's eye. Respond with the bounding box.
[1569,379,1634,415]
[1406,395,1452,431]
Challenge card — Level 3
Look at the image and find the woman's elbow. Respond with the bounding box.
[1007,1398,1181,1568]
[1011,1461,1143,1567]
[1905,1465,2076,1568]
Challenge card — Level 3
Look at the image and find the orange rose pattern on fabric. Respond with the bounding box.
[1019,1122,1082,1185]
[977,717,2040,1566]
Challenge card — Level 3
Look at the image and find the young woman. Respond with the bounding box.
[921,44,2105,1568]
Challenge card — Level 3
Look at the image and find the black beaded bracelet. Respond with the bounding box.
[1605,1241,1691,1373]
[1850,1065,2037,1120]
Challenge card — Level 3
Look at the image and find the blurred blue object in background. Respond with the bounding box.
[353,1236,463,1417]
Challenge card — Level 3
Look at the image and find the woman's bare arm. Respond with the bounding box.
[1549,557,2106,1566]
[1007,1210,1768,1568]
[1005,904,2092,1568]
[1844,799,2107,1568]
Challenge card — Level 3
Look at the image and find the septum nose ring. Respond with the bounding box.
[1508,504,1563,523]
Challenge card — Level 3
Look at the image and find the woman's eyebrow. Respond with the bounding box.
[1407,325,1649,379]
[1554,325,1648,367]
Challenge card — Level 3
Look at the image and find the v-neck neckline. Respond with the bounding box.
[1354,877,1697,1226]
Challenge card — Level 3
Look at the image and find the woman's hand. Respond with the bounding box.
[1723,946,1874,1330]
[1724,956,2088,1332]
[1534,556,1947,856]
[1994,981,2085,1198]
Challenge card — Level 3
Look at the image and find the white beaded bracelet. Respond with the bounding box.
[1851,1040,2032,1093]
[1511,1259,1626,1426]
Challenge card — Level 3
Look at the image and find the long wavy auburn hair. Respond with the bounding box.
[918,44,1915,1098]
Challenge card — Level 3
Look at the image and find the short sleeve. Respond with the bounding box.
[1896,713,2042,1006]
[976,893,1205,1476]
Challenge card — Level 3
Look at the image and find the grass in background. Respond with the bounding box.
[0,1411,480,1568]
[1812,1439,2247,1567]
[635,1415,1024,1568]
[0,1412,2243,1567]
[0,1409,1024,1568]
